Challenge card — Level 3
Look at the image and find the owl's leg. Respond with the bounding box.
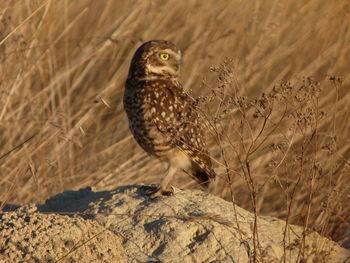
[149,163,176,198]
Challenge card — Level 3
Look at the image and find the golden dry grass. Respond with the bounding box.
[1,0,349,251]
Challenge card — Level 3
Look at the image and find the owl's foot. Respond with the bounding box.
[150,188,173,198]
[144,185,174,198]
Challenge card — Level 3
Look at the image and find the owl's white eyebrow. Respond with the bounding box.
[146,64,177,75]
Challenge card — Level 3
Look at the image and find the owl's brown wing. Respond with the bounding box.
[146,80,216,183]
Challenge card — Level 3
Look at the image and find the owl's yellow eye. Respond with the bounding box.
[159,53,170,61]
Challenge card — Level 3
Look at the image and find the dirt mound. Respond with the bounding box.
[0,205,126,263]
[1,185,349,262]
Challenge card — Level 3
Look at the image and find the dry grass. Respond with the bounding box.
[1,0,349,256]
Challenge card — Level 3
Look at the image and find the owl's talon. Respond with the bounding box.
[143,185,157,195]
[147,187,174,199]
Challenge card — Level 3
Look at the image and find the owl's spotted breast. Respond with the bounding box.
[124,78,214,178]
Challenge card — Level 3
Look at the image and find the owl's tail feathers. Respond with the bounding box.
[193,167,216,189]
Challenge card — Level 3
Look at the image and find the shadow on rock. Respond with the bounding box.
[38,187,112,214]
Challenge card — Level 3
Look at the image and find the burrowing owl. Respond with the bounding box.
[124,40,215,198]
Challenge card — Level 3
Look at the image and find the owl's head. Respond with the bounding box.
[128,40,181,80]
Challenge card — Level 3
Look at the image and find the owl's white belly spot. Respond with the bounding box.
[160,148,192,171]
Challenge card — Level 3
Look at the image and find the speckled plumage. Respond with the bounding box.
[124,40,215,197]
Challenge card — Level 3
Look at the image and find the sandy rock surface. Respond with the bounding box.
[1,185,349,263]
[0,205,126,263]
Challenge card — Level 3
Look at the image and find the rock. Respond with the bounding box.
[1,185,349,263]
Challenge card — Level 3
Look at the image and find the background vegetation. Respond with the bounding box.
[1,0,349,253]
